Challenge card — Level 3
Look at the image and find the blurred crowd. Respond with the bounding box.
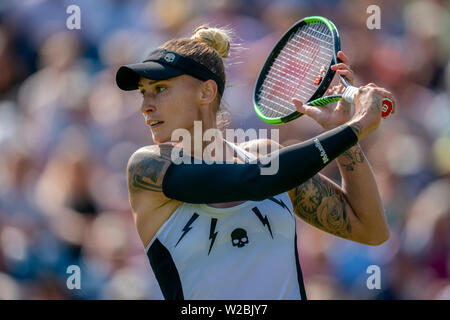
[0,0,449,299]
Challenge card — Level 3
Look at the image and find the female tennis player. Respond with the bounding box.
[115,26,394,300]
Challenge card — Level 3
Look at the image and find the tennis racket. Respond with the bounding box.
[253,16,393,124]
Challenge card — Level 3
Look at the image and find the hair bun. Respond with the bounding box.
[191,26,231,58]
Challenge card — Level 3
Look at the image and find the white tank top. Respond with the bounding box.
[145,140,307,300]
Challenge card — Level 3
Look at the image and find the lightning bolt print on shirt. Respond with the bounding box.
[146,192,306,300]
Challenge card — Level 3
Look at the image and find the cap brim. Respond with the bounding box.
[115,61,185,91]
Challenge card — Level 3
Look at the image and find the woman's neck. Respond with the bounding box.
[174,115,232,163]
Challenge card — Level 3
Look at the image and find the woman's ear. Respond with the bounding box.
[199,80,218,104]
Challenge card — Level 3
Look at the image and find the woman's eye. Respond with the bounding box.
[156,86,166,93]
[139,90,145,97]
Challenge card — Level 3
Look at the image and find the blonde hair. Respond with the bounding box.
[160,25,232,96]
[190,26,231,58]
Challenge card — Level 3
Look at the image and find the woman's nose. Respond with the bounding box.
[141,104,156,114]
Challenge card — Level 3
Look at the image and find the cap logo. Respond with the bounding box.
[164,53,176,63]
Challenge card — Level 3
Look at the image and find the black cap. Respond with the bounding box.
[116,49,224,96]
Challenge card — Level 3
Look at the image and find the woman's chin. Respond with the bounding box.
[151,132,170,144]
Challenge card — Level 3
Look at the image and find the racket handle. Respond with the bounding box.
[342,85,393,118]
[342,85,358,104]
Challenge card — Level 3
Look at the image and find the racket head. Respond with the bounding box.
[253,16,341,124]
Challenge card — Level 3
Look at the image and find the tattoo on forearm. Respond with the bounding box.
[128,146,173,192]
[340,147,365,171]
[293,175,351,238]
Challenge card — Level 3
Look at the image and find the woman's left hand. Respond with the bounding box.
[292,51,355,130]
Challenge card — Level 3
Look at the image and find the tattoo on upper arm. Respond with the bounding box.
[292,175,352,238]
[340,147,365,171]
[128,146,173,192]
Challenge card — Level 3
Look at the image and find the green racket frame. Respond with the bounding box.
[253,16,343,124]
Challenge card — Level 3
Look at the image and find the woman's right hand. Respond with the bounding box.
[347,83,395,140]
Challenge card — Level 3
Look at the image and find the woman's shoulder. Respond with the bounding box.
[129,142,179,161]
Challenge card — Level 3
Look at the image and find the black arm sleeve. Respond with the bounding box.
[162,124,358,203]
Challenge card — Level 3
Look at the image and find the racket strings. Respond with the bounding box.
[257,22,334,118]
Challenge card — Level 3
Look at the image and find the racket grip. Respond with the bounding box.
[342,85,358,104]
[342,85,393,118]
